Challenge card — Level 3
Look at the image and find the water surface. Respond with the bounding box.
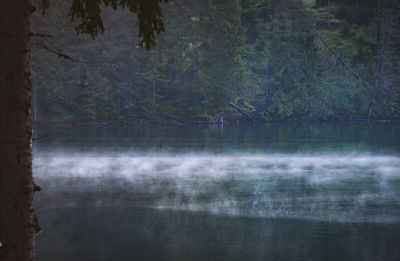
[34,122,400,260]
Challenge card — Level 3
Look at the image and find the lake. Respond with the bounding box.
[33,122,400,261]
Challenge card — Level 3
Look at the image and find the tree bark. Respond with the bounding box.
[0,1,39,260]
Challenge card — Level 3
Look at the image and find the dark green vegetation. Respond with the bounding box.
[31,0,400,123]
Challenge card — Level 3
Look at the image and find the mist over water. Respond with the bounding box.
[35,153,400,223]
[34,123,400,261]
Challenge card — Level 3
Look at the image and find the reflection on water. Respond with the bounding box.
[34,123,400,261]
[36,208,400,261]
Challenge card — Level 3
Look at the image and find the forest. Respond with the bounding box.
[31,0,400,124]
[2,1,399,260]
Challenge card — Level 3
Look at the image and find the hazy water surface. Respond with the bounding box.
[34,122,400,261]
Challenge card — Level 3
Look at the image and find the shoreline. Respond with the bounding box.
[32,117,398,129]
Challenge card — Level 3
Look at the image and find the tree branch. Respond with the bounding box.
[31,42,88,63]
[315,30,373,91]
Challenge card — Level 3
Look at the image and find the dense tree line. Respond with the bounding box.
[31,0,400,123]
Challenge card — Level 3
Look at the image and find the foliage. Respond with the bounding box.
[31,0,400,123]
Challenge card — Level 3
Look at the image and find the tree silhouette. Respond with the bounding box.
[0,1,169,260]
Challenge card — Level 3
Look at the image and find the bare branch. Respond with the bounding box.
[31,42,89,63]
[29,32,53,38]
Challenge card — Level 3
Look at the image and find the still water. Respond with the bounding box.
[34,122,400,260]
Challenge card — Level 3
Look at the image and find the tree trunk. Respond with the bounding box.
[327,0,331,29]
[376,0,384,82]
[0,1,39,260]
[372,0,384,118]
[153,79,156,112]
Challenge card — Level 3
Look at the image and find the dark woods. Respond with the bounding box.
[31,0,400,124]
